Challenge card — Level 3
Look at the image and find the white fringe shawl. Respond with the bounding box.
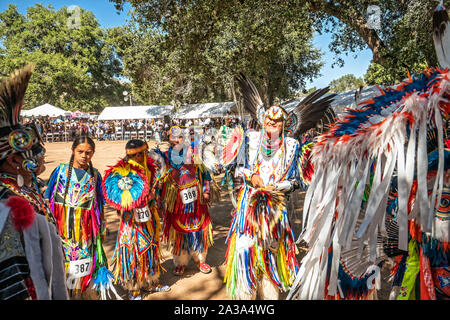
[287,76,449,300]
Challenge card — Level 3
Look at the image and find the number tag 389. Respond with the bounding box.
[68,258,92,279]
[134,205,151,222]
[180,186,197,204]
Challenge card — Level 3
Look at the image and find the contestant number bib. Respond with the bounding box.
[181,186,197,204]
[68,258,92,279]
[135,205,151,222]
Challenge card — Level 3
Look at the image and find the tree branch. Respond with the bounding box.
[307,0,387,64]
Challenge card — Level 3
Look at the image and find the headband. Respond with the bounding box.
[126,142,148,155]
[264,105,287,121]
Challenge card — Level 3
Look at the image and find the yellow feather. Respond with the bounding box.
[121,190,133,209]
[113,164,132,176]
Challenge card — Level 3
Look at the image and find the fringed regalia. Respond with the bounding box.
[0,64,68,300]
[224,130,301,299]
[297,136,315,188]
[217,123,233,171]
[156,145,214,257]
[219,124,246,209]
[45,163,110,295]
[222,73,335,300]
[287,67,450,300]
[0,174,68,300]
[103,157,163,291]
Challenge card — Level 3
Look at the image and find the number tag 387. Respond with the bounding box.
[68,258,92,279]
[180,186,197,204]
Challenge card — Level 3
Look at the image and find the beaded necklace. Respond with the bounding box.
[168,145,187,170]
[262,135,282,158]
[0,173,55,224]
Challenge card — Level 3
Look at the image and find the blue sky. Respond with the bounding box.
[311,32,373,89]
[1,1,373,89]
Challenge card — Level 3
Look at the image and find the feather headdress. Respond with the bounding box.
[286,87,337,139]
[0,63,34,129]
[287,2,450,296]
[0,63,43,165]
[235,72,266,125]
[235,72,336,138]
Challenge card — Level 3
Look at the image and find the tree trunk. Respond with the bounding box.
[307,0,388,64]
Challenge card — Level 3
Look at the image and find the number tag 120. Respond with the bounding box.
[68,258,92,279]
[135,205,150,222]
[180,186,197,204]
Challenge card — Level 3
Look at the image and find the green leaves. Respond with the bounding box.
[108,0,323,107]
[329,74,365,93]
[0,4,126,111]
[305,0,442,84]
[109,0,446,103]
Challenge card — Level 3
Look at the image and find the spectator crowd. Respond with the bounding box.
[22,115,242,142]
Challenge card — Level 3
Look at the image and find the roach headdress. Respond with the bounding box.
[0,63,44,172]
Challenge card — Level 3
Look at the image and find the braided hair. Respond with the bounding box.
[62,135,96,208]
[88,160,98,212]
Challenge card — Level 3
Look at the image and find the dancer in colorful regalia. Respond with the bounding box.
[0,64,68,300]
[222,73,336,299]
[45,135,120,299]
[103,139,170,300]
[217,117,234,171]
[288,3,450,301]
[150,125,219,276]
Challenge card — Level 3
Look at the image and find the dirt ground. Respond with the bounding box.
[40,140,391,300]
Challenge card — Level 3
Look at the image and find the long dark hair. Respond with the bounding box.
[62,135,97,208]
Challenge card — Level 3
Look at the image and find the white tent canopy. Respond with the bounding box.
[97,105,174,120]
[173,102,236,119]
[21,103,68,117]
[282,85,382,115]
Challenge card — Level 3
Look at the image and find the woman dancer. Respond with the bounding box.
[45,135,117,299]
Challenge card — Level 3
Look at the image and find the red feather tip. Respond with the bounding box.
[7,196,36,231]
